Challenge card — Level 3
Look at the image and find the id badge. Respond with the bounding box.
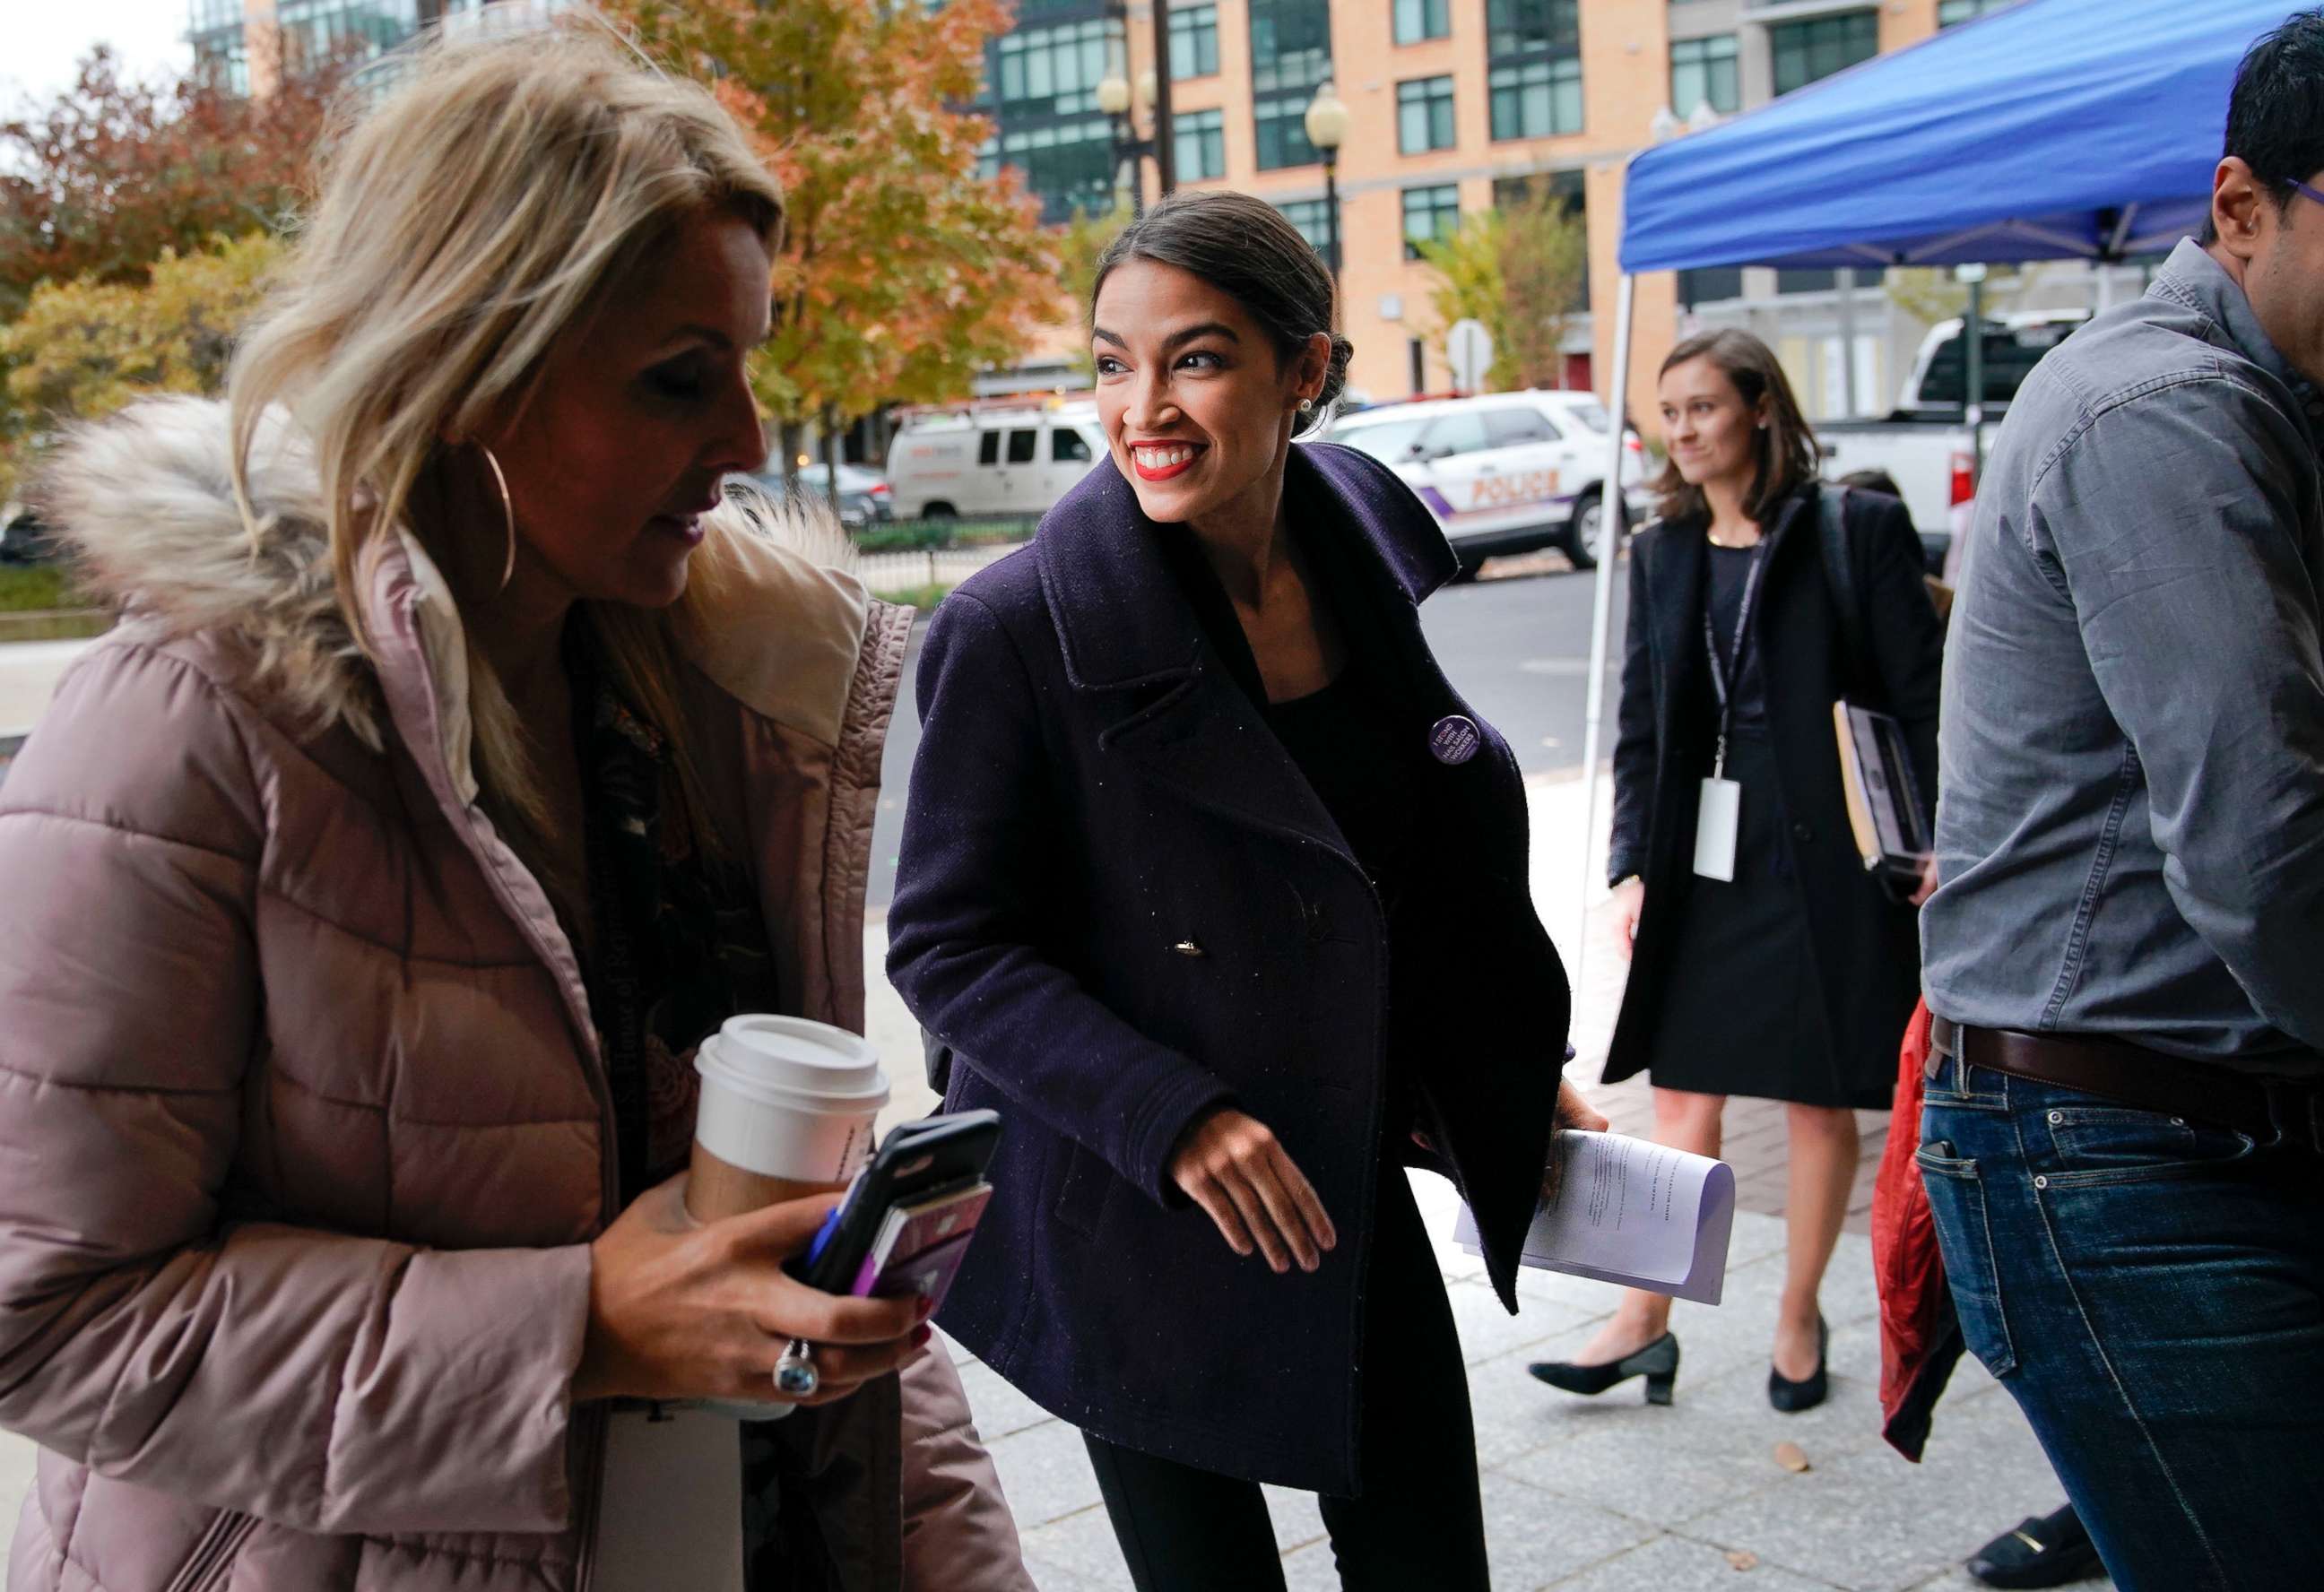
[1693,777,1741,882]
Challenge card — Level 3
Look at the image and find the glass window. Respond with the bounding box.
[1394,0,1452,47]
[1006,428,1039,465]
[1275,199,1333,255]
[1489,56,1583,141]
[1336,415,1433,462]
[1915,319,2076,408]
[996,117,1115,224]
[274,0,422,68]
[1423,411,1491,457]
[1777,265,1887,294]
[978,431,1002,466]
[1053,427,1093,463]
[1402,184,1462,260]
[1938,0,2006,23]
[1670,35,1739,118]
[1678,266,1747,305]
[993,18,1123,119]
[1397,76,1457,155]
[1171,4,1220,81]
[190,0,243,27]
[1486,408,1559,446]
[1249,0,1332,97]
[1487,0,1578,61]
[1175,108,1227,180]
[1255,98,1319,169]
[1770,12,1879,97]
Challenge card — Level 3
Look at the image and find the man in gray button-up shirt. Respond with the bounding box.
[1916,14,2324,1586]
[1923,235,2324,1068]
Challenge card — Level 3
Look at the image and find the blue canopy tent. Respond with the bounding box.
[1574,0,2295,956]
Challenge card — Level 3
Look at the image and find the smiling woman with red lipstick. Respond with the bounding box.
[889,192,1602,1590]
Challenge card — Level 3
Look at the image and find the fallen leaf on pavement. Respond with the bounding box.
[1773,1440,1812,1473]
[1725,1549,1760,1570]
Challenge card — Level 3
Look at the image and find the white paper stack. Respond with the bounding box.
[1453,1130,1738,1305]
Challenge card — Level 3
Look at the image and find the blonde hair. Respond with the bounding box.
[226,20,784,908]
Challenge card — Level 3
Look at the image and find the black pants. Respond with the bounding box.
[1081,1172,1488,1591]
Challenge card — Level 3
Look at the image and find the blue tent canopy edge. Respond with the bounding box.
[1618,0,2295,274]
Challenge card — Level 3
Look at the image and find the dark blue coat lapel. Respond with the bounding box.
[1032,444,1457,857]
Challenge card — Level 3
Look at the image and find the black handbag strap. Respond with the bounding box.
[1816,482,1879,701]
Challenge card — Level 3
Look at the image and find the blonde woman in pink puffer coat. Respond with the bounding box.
[0,23,1026,1592]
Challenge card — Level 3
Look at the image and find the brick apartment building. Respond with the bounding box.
[192,2,2054,438]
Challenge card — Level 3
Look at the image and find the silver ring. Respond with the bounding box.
[774,1337,819,1398]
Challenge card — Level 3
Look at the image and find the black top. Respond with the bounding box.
[1158,530,1435,1139]
[1704,541,1769,731]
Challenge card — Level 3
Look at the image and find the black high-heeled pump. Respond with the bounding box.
[1769,1314,1829,1413]
[1528,1332,1680,1406]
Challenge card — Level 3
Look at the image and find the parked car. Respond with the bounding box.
[885,402,1107,521]
[1327,390,1651,573]
[1815,307,2089,569]
[0,505,57,566]
[746,461,892,531]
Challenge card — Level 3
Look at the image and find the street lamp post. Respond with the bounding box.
[1304,82,1348,305]
[1095,69,1145,217]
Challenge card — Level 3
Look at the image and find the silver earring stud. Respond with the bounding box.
[1298,398,1314,413]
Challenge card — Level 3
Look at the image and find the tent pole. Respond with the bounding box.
[1576,273,1637,995]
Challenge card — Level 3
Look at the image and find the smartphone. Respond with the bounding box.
[790,1110,1002,1300]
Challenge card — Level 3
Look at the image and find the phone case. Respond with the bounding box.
[850,1181,993,1306]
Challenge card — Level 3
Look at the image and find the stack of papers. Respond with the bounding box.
[1454,1130,1737,1305]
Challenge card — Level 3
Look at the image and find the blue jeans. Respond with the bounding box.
[1919,1054,2324,1591]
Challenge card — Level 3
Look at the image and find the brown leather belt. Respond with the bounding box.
[1929,1015,2324,1155]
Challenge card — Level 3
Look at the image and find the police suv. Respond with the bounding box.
[1327,391,1649,573]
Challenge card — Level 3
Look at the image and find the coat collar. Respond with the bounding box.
[2150,238,2320,413]
[1034,442,1458,693]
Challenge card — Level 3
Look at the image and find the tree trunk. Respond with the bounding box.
[778,420,803,491]
[819,404,842,518]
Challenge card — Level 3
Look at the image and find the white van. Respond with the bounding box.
[1327,391,1650,572]
[886,403,1109,521]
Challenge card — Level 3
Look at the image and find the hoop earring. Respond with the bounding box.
[1298,398,1315,414]
[476,441,516,594]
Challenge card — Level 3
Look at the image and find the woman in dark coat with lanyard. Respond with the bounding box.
[1529,329,1943,1415]
[886,192,1602,1590]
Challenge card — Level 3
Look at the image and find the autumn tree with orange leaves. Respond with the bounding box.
[605,0,1059,489]
[0,45,344,503]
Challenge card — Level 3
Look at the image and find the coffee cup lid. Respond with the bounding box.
[698,1015,889,1107]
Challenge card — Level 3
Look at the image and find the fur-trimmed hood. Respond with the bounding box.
[40,396,383,748]
[38,396,880,787]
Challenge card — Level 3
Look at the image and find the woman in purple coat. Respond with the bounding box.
[887,193,1601,1590]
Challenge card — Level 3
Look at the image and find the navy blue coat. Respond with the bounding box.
[884,443,1571,1494]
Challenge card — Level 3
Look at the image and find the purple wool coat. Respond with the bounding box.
[885,443,1572,1495]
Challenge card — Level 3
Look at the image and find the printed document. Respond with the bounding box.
[1454,1130,1736,1304]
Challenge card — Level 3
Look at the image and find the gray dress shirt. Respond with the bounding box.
[1922,240,2324,1075]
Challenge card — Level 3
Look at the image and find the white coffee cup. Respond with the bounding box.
[686,1015,890,1224]
[686,1017,891,1423]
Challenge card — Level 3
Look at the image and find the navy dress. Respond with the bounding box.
[1643,542,1837,1105]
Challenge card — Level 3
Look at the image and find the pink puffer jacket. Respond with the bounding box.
[0,400,1023,1591]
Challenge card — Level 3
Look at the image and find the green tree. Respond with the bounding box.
[1417,184,1590,394]
[0,231,282,429]
[1055,205,1131,378]
[1497,184,1590,390]
[1416,211,1519,394]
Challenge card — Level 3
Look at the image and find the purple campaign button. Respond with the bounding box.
[1430,714,1481,766]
